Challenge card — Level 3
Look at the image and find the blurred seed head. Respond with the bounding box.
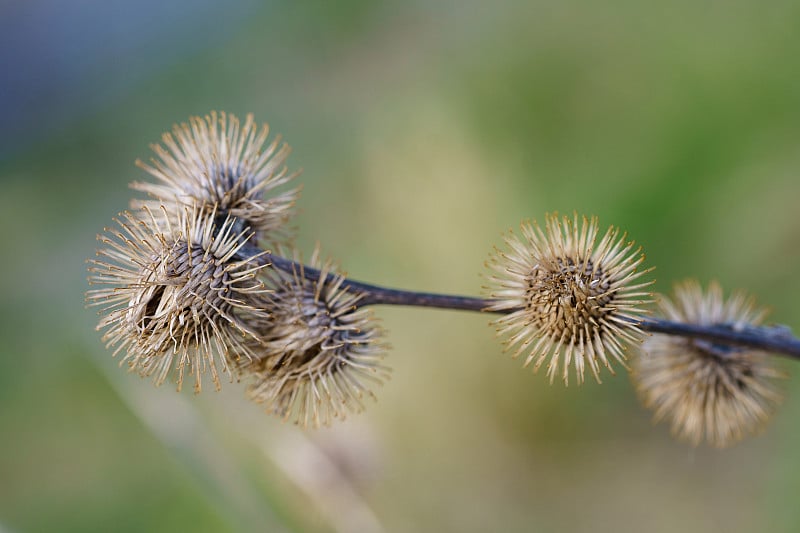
[486,213,654,385]
[87,205,272,392]
[238,248,390,428]
[633,280,785,448]
[132,111,300,245]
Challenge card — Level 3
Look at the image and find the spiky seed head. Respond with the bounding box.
[633,280,785,448]
[238,248,390,428]
[131,111,300,245]
[87,205,272,392]
[485,213,654,385]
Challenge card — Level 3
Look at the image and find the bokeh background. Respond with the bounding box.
[2,1,800,531]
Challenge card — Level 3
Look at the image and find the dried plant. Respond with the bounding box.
[88,111,800,445]
[87,205,272,392]
[238,248,390,428]
[633,281,785,447]
[486,213,654,385]
[131,111,299,246]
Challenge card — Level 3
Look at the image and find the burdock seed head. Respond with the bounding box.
[87,205,272,392]
[486,212,654,385]
[633,280,785,448]
[131,111,300,245]
[238,248,390,428]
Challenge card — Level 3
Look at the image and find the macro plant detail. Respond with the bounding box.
[87,205,272,392]
[633,281,785,448]
[131,111,299,246]
[237,248,390,428]
[486,214,654,386]
[87,111,800,445]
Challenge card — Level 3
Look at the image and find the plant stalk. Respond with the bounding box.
[238,245,800,359]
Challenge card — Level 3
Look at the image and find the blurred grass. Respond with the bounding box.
[2,0,800,531]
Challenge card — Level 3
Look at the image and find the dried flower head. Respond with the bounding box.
[87,205,271,392]
[239,249,390,428]
[486,213,654,385]
[132,111,300,244]
[633,280,785,448]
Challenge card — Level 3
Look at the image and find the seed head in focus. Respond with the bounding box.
[87,205,272,392]
[132,111,300,245]
[633,280,785,448]
[239,248,390,428]
[486,213,654,385]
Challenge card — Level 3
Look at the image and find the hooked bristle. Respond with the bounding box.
[131,111,301,246]
[633,280,785,448]
[86,205,272,393]
[236,247,391,428]
[485,212,654,385]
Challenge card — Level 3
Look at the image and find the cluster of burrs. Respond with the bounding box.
[87,112,389,428]
[88,112,793,446]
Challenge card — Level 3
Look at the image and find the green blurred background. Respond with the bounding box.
[2,1,800,531]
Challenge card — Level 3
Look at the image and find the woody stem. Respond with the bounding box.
[238,245,800,359]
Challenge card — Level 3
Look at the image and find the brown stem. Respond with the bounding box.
[239,245,800,360]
